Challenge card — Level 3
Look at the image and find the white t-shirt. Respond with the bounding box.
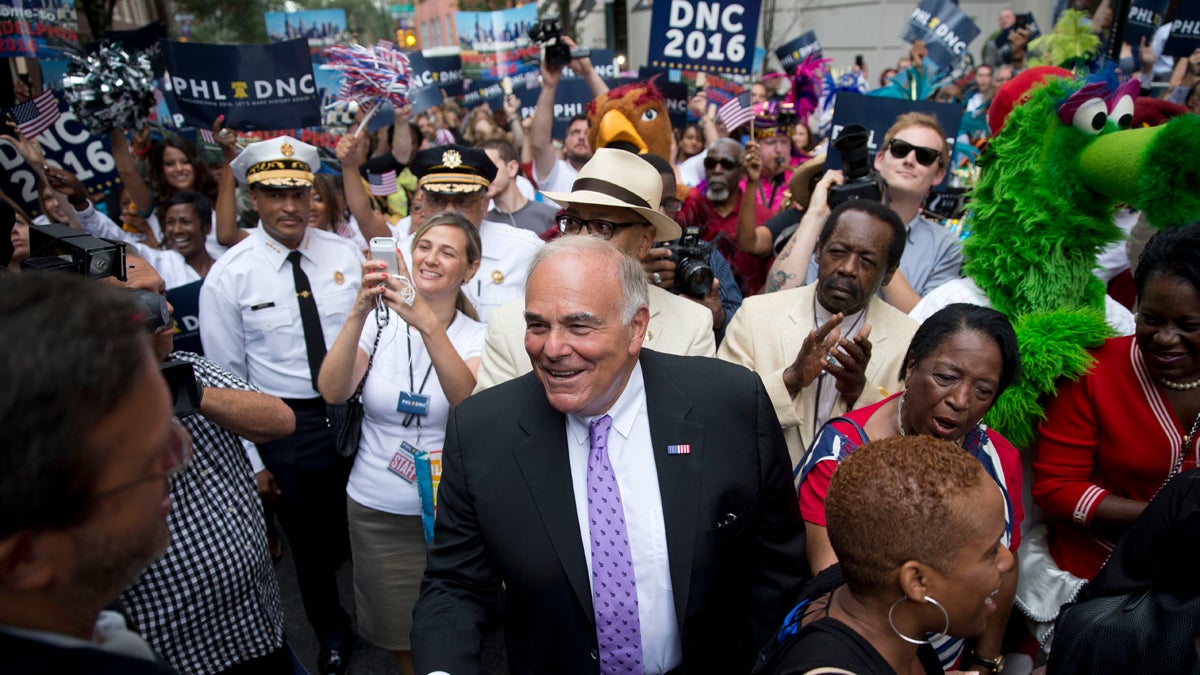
[347,309,486,515]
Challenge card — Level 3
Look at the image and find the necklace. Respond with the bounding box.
[896,393,907,436]
[1161,376,1200,391]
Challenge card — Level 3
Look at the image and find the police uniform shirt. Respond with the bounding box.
[464,219,544,323]
[199,227,364,399]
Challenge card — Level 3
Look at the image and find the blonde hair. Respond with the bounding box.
[412,211,482,321]
[883,112,949,167]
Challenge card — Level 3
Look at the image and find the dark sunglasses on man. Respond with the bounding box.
[886,138,943,167]
[703,156,740,171]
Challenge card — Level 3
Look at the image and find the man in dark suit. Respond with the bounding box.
[412,235,807,674]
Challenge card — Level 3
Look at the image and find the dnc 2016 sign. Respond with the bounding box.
[648,0,761,75]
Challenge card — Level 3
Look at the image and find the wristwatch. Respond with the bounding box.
[971,654,1005,673]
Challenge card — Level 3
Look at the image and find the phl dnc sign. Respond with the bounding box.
[648,0,762,76]
[900,0,980,71]
[160,38,321,132]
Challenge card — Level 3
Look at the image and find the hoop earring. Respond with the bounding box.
[888,595,950,645]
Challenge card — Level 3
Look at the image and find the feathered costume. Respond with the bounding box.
[585,78,674,160]
[966,66,1200,446]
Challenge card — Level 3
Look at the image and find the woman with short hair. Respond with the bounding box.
[756,435,1014,674]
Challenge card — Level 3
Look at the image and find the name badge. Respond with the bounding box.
[397,391,431,416]
[388,450,417,483]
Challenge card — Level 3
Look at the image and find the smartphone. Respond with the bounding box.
[369,237,400,283]
[1015,12,1033,30]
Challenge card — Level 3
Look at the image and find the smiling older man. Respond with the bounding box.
[412,235,807,675]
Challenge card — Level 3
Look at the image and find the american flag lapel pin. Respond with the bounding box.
[666,444,691,455]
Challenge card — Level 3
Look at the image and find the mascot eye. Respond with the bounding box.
[1109,94,1135,130]
[641,108,659,122]
[1071,98,1109,135]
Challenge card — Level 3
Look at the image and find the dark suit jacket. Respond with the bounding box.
[412,350,808,674]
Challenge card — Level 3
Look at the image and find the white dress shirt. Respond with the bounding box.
[565,363,682,675]
[199,227,363,398]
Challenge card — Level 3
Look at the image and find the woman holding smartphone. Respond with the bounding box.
[318,211,485,674]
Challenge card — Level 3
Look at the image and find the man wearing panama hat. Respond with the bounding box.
[201,136,362,675]
[473,148,716,392]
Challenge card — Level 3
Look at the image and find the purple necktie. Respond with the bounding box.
[588,414,644,674]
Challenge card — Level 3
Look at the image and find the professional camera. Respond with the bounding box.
[528,19,590,71]
[128,288,201,417]
[21,222,127,281]
[827,124,888,208]
[661,226,715,299]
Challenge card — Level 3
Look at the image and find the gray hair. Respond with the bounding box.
[528,236,648,324]
[708,137,743,157]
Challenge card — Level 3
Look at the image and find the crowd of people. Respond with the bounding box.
[3,4,1200,675]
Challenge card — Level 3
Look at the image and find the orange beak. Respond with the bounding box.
[597,109,649,154]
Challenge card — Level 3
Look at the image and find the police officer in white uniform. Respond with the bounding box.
[408,145,543,323]
[199,137,362,675]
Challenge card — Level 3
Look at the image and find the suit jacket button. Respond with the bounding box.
[590,649,598,660]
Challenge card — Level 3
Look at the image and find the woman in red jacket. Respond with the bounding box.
[1034,222,1200,581]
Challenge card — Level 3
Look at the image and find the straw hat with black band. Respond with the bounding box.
[541,148,682,242]
[229,136,320,188]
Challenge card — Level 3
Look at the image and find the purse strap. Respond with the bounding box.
[793,416,870,481]
[350,308,388,401]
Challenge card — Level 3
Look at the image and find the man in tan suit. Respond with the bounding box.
[719,200,918,465]
[475,149,715,392]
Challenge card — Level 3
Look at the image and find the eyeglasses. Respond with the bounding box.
[886,138,942,167]
[556,214,646,240]
[660,197,683,215]
[703,156,740,171]
[88,418,194,503]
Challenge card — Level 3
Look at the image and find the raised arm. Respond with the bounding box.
[212,116,249,246]
[765,170,843,292]
[531,55,566,183]
[109,128,154,214]
[335,132,391,241]
[736,140,778,256]
[319,259,383,403]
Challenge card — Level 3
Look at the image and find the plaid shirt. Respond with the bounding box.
[119,352,284,674]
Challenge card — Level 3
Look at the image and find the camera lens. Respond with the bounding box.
[675,257,714,298]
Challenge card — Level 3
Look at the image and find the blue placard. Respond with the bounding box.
[160,38,321,132]
[1124,0,1169,47]
[775,31,823,73]
[0,96,120,218]
[899,0,982,70]
[167,280,204,355]
[827,93,962,192]
[647,0,762,75]
[423,53,465,98]
[1163,3,1200,57]
[406,52,449,115]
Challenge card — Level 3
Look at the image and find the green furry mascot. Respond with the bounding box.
[964,66,1200,447]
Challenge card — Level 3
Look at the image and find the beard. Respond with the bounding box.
[705,182,731,203]
[61,506,171,613]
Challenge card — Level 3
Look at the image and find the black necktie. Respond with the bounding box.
[287,250,326,391]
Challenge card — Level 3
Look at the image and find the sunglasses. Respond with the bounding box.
[703,156,740,171]
[886,138,942,167]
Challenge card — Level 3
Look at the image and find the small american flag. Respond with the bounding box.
[368,169,398,196]
[666,444,691,455]
[198,128,216,144]
[716,91,755,133]
[8,90,60,139]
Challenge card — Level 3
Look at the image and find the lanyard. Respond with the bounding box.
[402,324,434,428]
